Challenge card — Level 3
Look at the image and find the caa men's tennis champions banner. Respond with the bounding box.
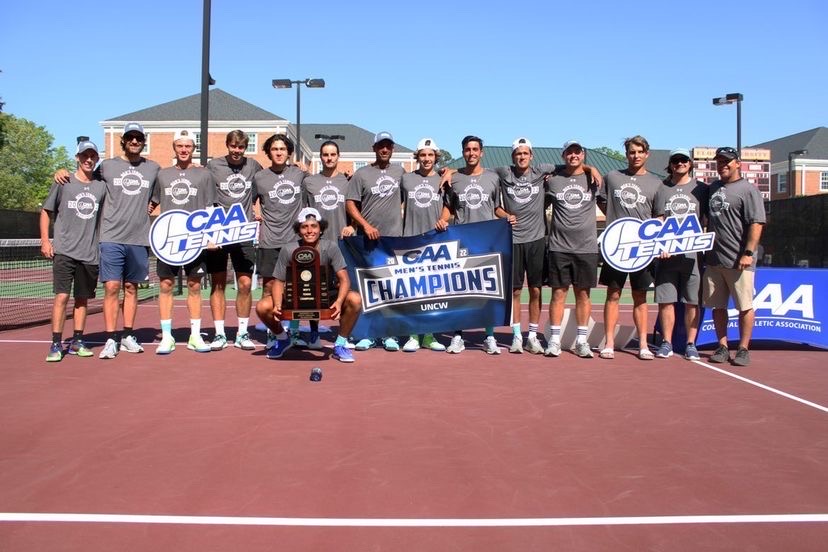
[340,219,513,339]
[149,203,258,266]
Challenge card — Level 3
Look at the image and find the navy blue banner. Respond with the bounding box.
[340,219,513,339]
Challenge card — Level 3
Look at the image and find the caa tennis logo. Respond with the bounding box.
[599,214,715,273]
[149,203,259,266]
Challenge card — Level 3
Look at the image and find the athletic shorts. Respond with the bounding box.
[654,256,700,305]
[599,263,654,292]
[99,242,149,283]
[702,265,754,311]
[205,242,256,275]
[513,238,546,289]
[547,251,599,290]
[256,247,282,280]
[157,252,208,280]
[53,254,99,298]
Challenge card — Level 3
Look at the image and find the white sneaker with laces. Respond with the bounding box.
[483,336,501,355]
[544,341,562,357]
[573,341,594,358]
[446,335,465,354]
[99,338,119,359]
[402,336,420,352]
[234,332,256,351]
[120,335,144,353]
[210,334,228,351]
[156,336,176,355]
[526,334,544,354]
[510,334,524,354]
[187,335,211,353]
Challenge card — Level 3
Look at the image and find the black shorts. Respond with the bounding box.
[205,243,256,275]
[547,251,599,289]
[157,252,208,280]
[513,238,545,289]
[599,263,654,292]
[53,254,99,298]
[256,247,281,280]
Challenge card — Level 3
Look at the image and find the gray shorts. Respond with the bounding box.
[654,255,700,304]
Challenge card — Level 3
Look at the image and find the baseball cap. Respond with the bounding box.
[512,137,532,151]
[173,129,196,144]
[669,148,692,159]
[715,146,739,161]
[123,122,145,136]
[297,207,323,224]
[373,131,395,145]
[76,140,99,155]
[562,140,584,151]
[416,137,439,153]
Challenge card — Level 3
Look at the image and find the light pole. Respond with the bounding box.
[712,92,744,155]
[272,78,325,163]
[788,149,808,197]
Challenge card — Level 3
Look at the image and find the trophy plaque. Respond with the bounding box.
[282,246,332,320]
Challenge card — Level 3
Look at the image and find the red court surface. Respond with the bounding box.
[1,301,827,551]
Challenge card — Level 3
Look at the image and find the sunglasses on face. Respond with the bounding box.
[670,157,690,165]
[124,134,145,143]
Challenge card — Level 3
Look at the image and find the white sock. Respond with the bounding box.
[551,325,561,345]
[577,326,588,344]
[238,317,249,335]
[214,320,225,337]
[190,319,201,338]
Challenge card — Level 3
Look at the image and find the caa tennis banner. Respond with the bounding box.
[696,268,828,349]
[340,219,513,339]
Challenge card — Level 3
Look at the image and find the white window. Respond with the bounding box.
[142,133,150,155]
[777,173,787,193]
[821,171,828,192]
[246,133,257,154]
[353,161,367,170]
[194,132,202,155]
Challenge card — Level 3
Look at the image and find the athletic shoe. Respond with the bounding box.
[483,336,501,355]
[656,341,673,359]
[210,334,228,351]
[187,335,211,353]
[120,335,144,353]
[574,342,594,358]
[732,347,751,367]
[422,334,446,352]
[156,335,176,355]
[510,335,524,354]
[68,339,93,358]
[446,335,465,354]
[354,338,375,351]
[709,345,730,363]
[544,341,562,357]
[305,331,323,350]
[402,336,420,352]
[344,338,356,350]
[46,342,64,362]
[99,338,119,359]
[526,335,544,354]
[266,338,292,359]
[684,343,700,361]
[333,344,355,363]
[234,332,256,351]
[383,337,400,352]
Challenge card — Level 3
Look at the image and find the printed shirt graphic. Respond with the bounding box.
[545,172,598,253]
[152,166,216,214]
[599,170,662,224]
[494,164,555,244]
[252,165,308,248]
[303,173,349,239]
[346,164,405,237]
[448,170,500,225]
[98,157,160,246]
[402,171,443,236]
[654,179,709,266]
[207,156,263,217]
[42,176,106,263]
[704,178,766,270]
[273,238,346,284]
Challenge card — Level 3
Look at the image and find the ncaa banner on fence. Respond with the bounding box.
[149,203,258,266]
[340,219,513,339]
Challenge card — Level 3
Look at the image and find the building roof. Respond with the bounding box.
[104,88,286,123]
[299,124,413,154]
[750,127,828,164]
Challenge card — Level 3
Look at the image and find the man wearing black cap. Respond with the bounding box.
[702,147,766,366]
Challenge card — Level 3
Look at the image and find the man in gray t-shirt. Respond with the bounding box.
[702,146,766,367]
[303,140,352,240]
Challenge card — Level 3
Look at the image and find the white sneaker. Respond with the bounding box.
[526,334,544,354]
[544,341,562,357]
[402,336,420,352]
[99,338,119,359]
[510,334,524,354]
[483,336,501,355]
[210,334,228,351]
[446,335,465,354]
[120,334,144,353]
[234,332,256,351]
[574,341,594,358]
[156,335,176,355]
[187,335,211,353]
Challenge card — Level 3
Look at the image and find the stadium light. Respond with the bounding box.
[712,92,744,155]
[271,78,326,163]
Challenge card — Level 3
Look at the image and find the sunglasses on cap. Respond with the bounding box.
[715,146,738,158]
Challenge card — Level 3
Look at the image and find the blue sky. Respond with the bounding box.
[2,0,826,159]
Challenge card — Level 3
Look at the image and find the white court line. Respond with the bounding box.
[0,512,827,527]
[693,360,828,414]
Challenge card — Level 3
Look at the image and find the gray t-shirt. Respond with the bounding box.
[152,166,216,213]
[252,165,308,248]
[495,164,555,244]
[654,179,709,269]
[98,157,160,246]
[599,169,662,224]
[545,172,598,254]
[273,238,346,285]
[207,156,262,218]
[302,173,349,240]
[402,171,442,236]
[704,178,766,270]
[42,176,106,264]
[447,170,500,225]
[346,164,405,237]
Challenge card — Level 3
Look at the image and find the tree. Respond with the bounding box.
[0,114,72,210]
[437,149,455,169]
[593,146,625,162]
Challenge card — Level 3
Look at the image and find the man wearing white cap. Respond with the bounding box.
[150,130,216,354]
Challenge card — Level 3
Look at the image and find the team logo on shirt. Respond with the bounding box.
[267,179,300,205]
[113,168,151,196]
[219,175,251,199]
[459,182,488,210]
[556,184,592,210]
[506,182,540,204]
[599,214,715,272]
[164,178,199,206]
[709,189,731,217]
[371,174,399,198]
[314,184,345,211]
[408,182,440,208]
[67,191,99,220]
[613,183,648,209]
[664,192,697,218]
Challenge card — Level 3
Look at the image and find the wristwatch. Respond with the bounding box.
[743,249,754,257]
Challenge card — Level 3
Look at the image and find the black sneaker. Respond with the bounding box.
[709,345,730,363]
[732,347,750,367]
